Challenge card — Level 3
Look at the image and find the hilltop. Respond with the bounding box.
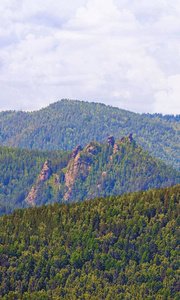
[1,135,180,216]
[0,99,180,170]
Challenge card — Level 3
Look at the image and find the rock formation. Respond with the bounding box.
[107,135,115,146]
[85,142,99,155]
[128,133,133,143]
[25,159,52,206]
[24,186,37,206]
[120,137,124,143]
[64,145,91,201]
[37,159,52,182]
[113,142,119,154]
[72,145,83,158]
[65,151,81,186]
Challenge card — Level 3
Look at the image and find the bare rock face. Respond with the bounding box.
[25,159,52,206]
[64,144,95,201]
[113,142,119,154]
[25,186,37,206]
[72,145,83,158]
[120,137,124,143]
[128,133,133,143]
[107,135,115,146]
[65,144,84,187]
[85,142,98,155]
[65,152,81,186]
[37,159,52,182]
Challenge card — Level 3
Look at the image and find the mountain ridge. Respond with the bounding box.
[22,134,180,208]
[0,99,180,171]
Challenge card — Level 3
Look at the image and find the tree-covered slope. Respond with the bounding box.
[1,136,180,216]
[0,99,180,170]
[0,146,71,216]
[1,184,180,299]
[30,135,180,207]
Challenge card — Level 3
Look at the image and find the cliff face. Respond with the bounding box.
[65,147,83,187]
[25,139,105,205]
[65,141,101,185]
[64,150,82,201]
[25,160,52,206]
[64,142,99,201]
[37,159,52,182]
[24,186,37,206]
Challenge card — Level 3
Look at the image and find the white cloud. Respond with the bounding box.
[154,75,180,115]
[0,0,180,114]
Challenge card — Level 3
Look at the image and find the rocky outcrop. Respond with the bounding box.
[120,134,133,143]
[25,186,37,206]
[37,159,52,182]
[64,187,73,202]
[128,133,133,143]
[113,142,119,154]
[72,145,83,158]
[64,144,93,201]
[85,142,99,155]
[25,135,135,206]
[65,143,96,187]
[107,135,115,146]
[120,137,124,143]
[65,151,81,186]
[25,159,52,206]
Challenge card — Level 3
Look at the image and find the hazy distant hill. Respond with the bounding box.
[1,184,180,299]
[1,135,180,216]
[0,99,180,171]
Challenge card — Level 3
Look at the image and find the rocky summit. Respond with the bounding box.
[23,135,180,207]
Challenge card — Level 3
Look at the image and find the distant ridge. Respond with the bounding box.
[0,99,180,171]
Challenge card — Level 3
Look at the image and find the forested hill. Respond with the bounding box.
[1,184,180,299]
[0,99,180,171]
[0,146,71,216]
[1,135,180,216]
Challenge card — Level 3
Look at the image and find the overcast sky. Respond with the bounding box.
[0,0,180,114]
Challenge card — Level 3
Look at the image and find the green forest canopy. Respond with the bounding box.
[0,184,180,299]
[0,99,180,171]
[1,136,180,216]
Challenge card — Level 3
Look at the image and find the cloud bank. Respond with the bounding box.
[0,0,180,114]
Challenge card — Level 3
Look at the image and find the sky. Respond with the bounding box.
[0,0,180,114]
